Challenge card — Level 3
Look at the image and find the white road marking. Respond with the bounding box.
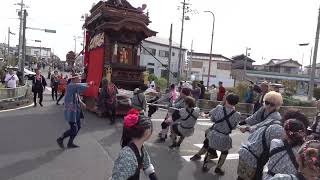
[181,144,239,162]
[151,118,210,122]
[46,87,52,92]
[197,122,213,126]
[0,103,34,113]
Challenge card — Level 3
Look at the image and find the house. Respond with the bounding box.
[263,59,301,74]
[304,63,320,76]
[140,36,188,82]
[25,46,52,61]
[231,54,255,70]
[188,52,234,87]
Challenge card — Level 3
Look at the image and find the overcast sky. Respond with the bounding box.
[0,0,319,65]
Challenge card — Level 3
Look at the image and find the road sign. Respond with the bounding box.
[44,29,56,33]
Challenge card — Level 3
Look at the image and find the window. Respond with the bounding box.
[191,61,203,68]
[147,68,154,74]
[161,70,168,78]
[159,50,169,57]
[142,48,156,56]
[217,63,231,70]
[172,52,175,56]
[284,67,291,73]
[147,63,155,66]
[34,51,39,55]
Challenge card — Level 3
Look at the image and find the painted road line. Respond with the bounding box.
[151,118,210,122]
[197,122,213,126]
[0,103,34,113]
[181,143,239,162]
[46,87,52,92]
[181,153,239,162]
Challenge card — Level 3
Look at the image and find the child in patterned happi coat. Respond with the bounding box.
[190,93,241,175]
[237,91,284,180]
[270,140,320,180]
[169,96,200,148]
[157,88,190,142]
[264,110,309,180]
[111,109,158,180]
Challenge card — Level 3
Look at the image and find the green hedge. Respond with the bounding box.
[283,95,314,107]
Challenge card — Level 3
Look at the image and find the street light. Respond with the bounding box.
[298,43,310,71]
[204,10,215,89]
[7,27,16,58]
[73,36,83,54]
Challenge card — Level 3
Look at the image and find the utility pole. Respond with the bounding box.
[244,47,251,80]
[17,0,24,68]
[177,0,187,81]
[7,27,10,58]
[205,11,215,89]
[308,7,320,100]
[21,9,27,84]
[167,24,173,87]
[188,40,193,80]
[74,36,77,53]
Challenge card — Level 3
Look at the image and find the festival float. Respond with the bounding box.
[83,0,157,115]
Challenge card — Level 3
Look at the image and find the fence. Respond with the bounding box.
[0,84,31,102]
[197,99,318,121]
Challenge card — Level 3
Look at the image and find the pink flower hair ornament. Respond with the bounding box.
[124,113,139,129]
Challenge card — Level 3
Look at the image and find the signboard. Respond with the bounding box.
[89,32,104,51]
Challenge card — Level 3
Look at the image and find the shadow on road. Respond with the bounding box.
[0,149,63,180]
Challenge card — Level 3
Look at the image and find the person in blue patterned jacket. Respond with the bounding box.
[270,140,320,180]
[56,74,94,149]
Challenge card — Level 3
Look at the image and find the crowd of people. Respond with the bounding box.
[49,75,320,180]
[109,81,320,180]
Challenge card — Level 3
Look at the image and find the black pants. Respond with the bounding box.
[52,86,58,100]
[107,104,116,123]
[33,91,43,104]
[61,120,81,145]
[57,91,65,103]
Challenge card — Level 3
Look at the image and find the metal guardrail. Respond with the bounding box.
[0,84,31,102]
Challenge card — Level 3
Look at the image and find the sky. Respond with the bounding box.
[0,0,319,66]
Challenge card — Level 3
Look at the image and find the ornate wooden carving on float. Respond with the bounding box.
[84,0,157,90]
[83,0,156,115]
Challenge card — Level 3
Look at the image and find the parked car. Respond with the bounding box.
[24,68,36,80]
[6,66,36,80]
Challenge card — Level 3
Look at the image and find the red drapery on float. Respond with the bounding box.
[84,47,104,97]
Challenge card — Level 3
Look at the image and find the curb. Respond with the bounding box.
[0,103,34,113]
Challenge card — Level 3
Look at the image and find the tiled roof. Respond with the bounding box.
[267,59,301,66]
[143,36,187,50]
[231,54,255,62]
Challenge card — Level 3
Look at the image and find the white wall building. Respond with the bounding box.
[188,52,234,87]
[140,36,187,82]
[26,46,51,61]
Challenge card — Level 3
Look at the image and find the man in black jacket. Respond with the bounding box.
[199,81,206,99]
[32,69,47,107]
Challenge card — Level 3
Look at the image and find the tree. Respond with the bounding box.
[148,74,158,82]
[66,51,76,67]
[282,80,297,96]
[156,77,168,90]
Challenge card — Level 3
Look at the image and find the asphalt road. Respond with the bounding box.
[0,96,249,180]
